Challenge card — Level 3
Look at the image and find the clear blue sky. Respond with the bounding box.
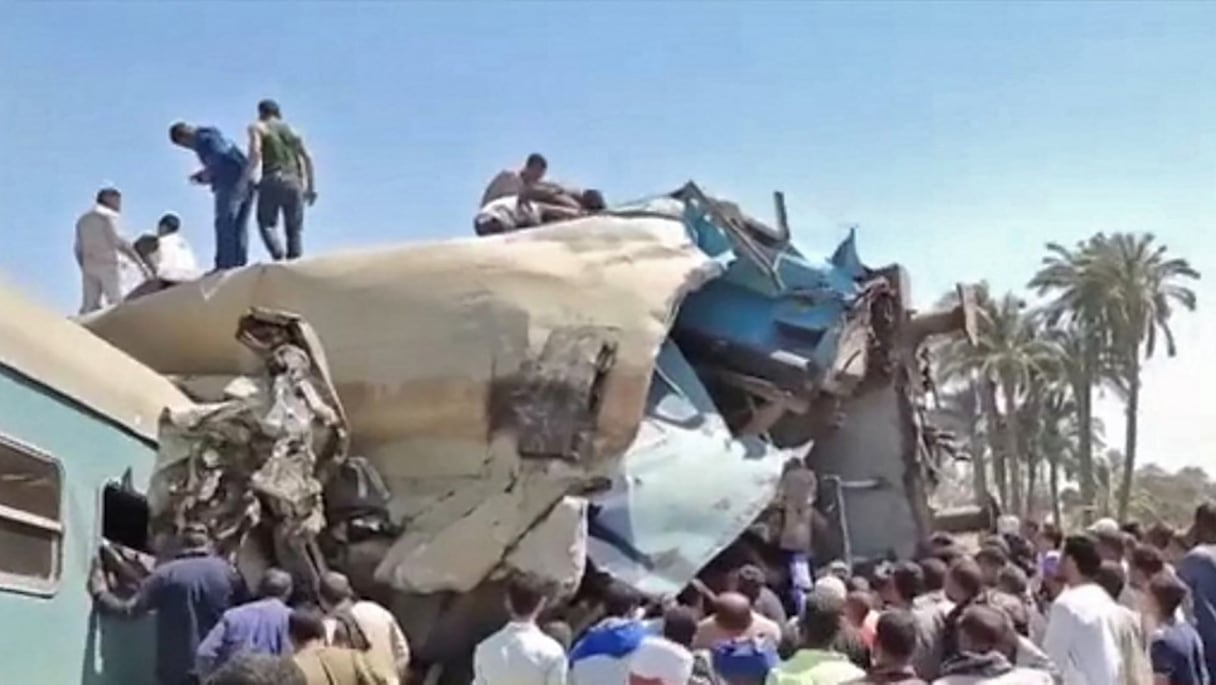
[2,2,1213,471]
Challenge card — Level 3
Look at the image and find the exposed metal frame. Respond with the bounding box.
[0,432,65,598]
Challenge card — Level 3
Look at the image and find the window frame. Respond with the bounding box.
[0,432,65,597]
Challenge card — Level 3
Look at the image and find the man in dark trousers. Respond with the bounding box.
[91,523,244,685]
[246,99,316,261]
[169,121,254,270]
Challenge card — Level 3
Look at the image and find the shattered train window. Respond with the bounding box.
[0,436,63,594]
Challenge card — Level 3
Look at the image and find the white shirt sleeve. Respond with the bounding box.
[545,651,568,685]
[1041,598,1073,678]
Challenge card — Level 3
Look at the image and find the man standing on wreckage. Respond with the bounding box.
[169,121,254,271]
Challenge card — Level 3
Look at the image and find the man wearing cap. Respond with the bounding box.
[246,99,316,261]
[92,524,245,685]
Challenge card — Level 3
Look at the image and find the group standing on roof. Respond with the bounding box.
[74,98,317,313]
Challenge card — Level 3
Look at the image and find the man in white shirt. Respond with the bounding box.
[74,187,149,313]
[152,213,202,282]
[628,606,698,685]
[1042,534,1123,685]
[473,572,567,685]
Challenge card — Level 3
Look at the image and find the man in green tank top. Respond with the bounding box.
[246,99,316,260]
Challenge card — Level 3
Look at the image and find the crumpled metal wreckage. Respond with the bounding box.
[150,308,350,596]
[82,182,979,664]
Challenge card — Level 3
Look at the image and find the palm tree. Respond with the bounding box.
[939,291,1059,513]
[1029,238,1116,521]
[1088,233,1200,522]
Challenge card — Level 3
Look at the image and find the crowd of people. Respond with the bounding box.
[73,98,315,313]
[467,503,1216,685]
[89,524,408,685]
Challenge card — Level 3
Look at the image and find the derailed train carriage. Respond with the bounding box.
[82,183,978,674]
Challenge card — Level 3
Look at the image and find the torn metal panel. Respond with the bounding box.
[587,341,802,597]
[149,309,349,595]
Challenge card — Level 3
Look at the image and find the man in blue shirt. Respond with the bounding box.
[92,523,245,685]
[1150,571,1210,685]
[169,121,254,270]
[1180,502,1216,680]
[196,567,295,679]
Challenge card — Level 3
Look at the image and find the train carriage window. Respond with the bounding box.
[0,436,64,594]
[101,483,151,554]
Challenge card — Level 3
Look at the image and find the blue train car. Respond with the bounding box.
[0,285,189,684]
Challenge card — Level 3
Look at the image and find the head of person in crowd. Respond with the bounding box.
[133,234,159,264]
[826,559,852,581]
[1122,521,1144,542]
[156,212,182,237]
[871,610,919,673]
[1193,501,1216,545]
[602,580,641,620]
[1020,518,1040,541]
[945,557,984,605]
[542,620,573,652]
[847,576,872,594]
[505,572,550,622]
[957,605,1013,658]
[919,557,948,595]
[1038,551,1065,602]
[1093,529,1126,563]
[1094,560,1127,603]
[816,575,848,604]
[989,589,1030,638]
[662,606,699,648]
[318,571,354,612]
[980,534,1011,558]
[169,122,199,148]
[1148,571,1189,624]
[1061,534,1103,586]
[843,591,876,629]
[975,545,1008,587]
[206,653,307,685]
[259,568,294,602]
[288,609,328,652]
[800,587,846,651]
[178,521,212,554]
[1037,522,1063,554]
[996,515,1020,538]
[257,98,282,121]
[1166,528,1191,566]
[995,564,1028,599]
[710,592,755,634]
[676,582,706,617]
[521,153,548,185]
[731,565,767,607]
[1129,543,1167,590]
[881,561,924,609]
[579,189,607,212]
[1146,522,1175,551]
[95,186,122,213]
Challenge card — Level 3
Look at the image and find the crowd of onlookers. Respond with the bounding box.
[87,500,1216,685]
[470,504,1216,685]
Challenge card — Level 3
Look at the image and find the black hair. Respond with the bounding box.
[258,99,282,118]
[169,122,191,143]
[525,153,547,169]
[1063,534,1103,578]
[1130,544,1166,576]
[506,572,548,617]
[801,588,845,649]
[259,568,293,600]
[158,213,181,233]
[733,565,767,604]
[958,605,1009,653]
[1195,502,1216,535]
[602,581,640,618]
[319,572,353,607]
[891,562,924,603]
[95,187,121,205]
[1040,522,1063,549]
[662,606,699,647]
[1122,521,1144,541]
[206,653,306,685]
[995,565,1028,596]
[919,557,947,592]
[1095,560,1126,601]
[288,609,327,644]
[947,557,984,599]
[1150,571,1190,618]
[874,610,918,662]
